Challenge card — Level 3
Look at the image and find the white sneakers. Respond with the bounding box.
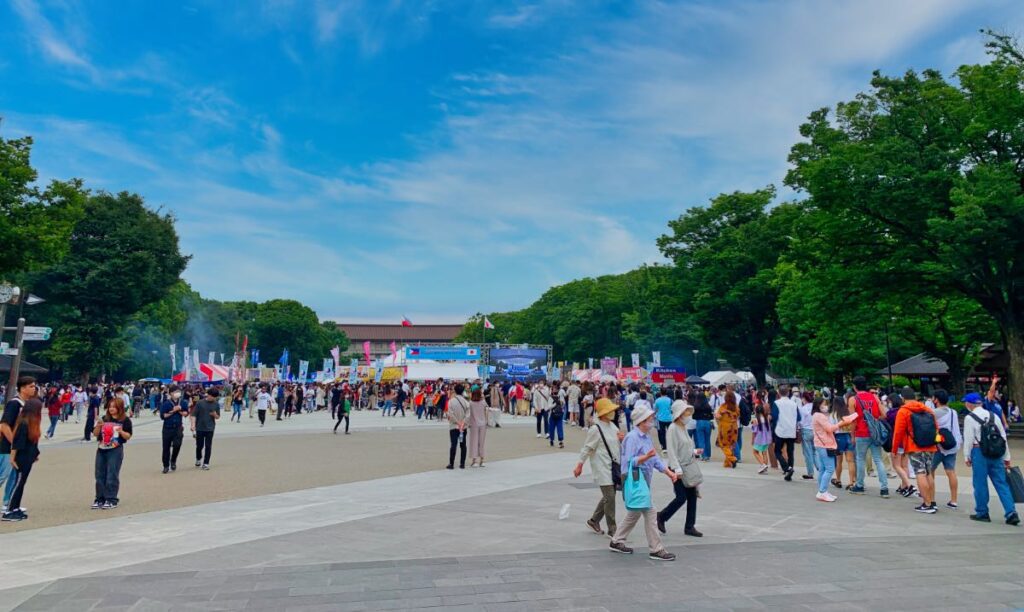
[757,464,769,474]
[815,492,837,503]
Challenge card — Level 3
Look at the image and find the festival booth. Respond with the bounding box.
[199,363,229,382]
[401,345,482,382]
[405,362,479,381]
[702,370,756,387]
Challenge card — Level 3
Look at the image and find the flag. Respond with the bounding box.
[170,343,176,372]
[241,334,248,353]
[362,340,371,365]
[192,349,200,377]
[330,346,341,367]
[483,316,494,330]
[401,316,413,327]
[251,349,260,367]
[631,353,640,368]
[652,351,661,367]
[208,351,215,365]
[278,348,289,365]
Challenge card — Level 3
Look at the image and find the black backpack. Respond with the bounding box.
[969,412,1007,460]
[910,410,937,448]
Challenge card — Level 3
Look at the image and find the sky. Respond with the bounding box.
[2,0,1021,323]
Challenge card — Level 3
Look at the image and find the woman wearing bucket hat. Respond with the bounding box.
[609,403,678,561]
[574,397,624,536]
[657,399,703,537]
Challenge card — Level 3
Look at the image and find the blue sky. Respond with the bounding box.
[2,0,1020,323]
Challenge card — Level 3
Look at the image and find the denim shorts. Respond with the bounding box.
[834,433,852,453]
[931,452,956,471]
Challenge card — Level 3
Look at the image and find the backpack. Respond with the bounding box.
[969,411,1007,460]
[856,396,891,449]
[739,398,752,427]
[909,410,937,448]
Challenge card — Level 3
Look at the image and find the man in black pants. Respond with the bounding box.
[191,387,220,470]
[83,386,100,442]
[159,385,187,473]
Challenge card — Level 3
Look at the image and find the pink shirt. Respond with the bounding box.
[812,412,841,449]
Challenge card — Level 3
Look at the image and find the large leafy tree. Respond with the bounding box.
[40,192,189,379]
[251,299,348,370]
[0,136,86,278]
[786,46,1024,402]
[658,187,799,384]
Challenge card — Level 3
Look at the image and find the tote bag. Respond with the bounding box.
[623,458,651,511]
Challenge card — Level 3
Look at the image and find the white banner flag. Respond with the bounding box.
[652,351,661,367]
[170,343,177,372]
[631,353,640,368]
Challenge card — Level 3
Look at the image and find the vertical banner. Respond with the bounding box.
[348,358,359,384]
[183,346,190,379]
[330,346,341,369]
[251,349,260,367]
[273,365,281,381]
[219,352,224,365]
[322,358,333,381]
[362,341,371,365]
[389,341,397,359]
[170,343,177,373]
[587,357,594,369]
[374,359,384,383]
[600,357,617,376]
[192,349,201,379]
[631,353,640,367]
[208,351,215,366]
[298,360,309,382]
[652,351,662,367]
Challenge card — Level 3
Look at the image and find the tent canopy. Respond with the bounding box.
[702,370,756,386]
[685,375,710,385]
[0,355,46,375]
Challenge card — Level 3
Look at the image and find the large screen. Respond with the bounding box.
[487,347,549,382]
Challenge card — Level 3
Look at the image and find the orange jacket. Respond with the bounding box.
[891,401,938,453]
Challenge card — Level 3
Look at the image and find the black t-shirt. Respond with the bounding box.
[88,395,101,417]
[97,416,133,449]
[160,399,185,430]
[12,424,39,465]
[0,398,24,455]
[193,399,219,432]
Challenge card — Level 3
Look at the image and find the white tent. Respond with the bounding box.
[702,370,756,386]
[405,362,479,381]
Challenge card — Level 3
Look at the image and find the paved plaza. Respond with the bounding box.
[1,412,1023,611]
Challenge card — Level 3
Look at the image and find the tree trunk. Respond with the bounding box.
[947,363,967,397]
[751,365,767,387]
[833,372,845,394]
[1005,325,1024,408]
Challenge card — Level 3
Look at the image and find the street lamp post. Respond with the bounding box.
[692,349,699,376]
[884,319,895,392]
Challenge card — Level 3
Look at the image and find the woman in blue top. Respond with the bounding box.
[609,404,678,562]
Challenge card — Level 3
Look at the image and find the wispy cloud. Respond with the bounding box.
[10,0,101,81]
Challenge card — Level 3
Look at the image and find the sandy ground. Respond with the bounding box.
[4,417,587,533]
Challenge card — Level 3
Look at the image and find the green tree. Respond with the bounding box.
[39,192,189,380]
[658,187,799,384]
[251,300,348,370]
[786,46,1024,402]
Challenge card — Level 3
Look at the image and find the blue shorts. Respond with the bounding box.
[834,433,853,454]
[931,452,956,471]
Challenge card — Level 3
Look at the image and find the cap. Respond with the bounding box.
[963,392,983,405]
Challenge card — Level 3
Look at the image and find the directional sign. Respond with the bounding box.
[23,327,52,334]
[0,347,18,356]
[23,334,51,342]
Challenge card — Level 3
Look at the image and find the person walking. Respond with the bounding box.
[83,386,100,442]
[548,389,565,448]
[333,390,351,435]
[931,389,961,509]
[93,397,133,510]
[798,391,816,480]
[653,389,672,453]
[962,392,1019,525]
[773,386,799,481]
[811,397,858,503]
[159,385,186,474]
[691,392,714,462]
[44,387,61,439]
[1,398,42,522]
[574,398,623,536]
[608,404,677,561]
[830,394,856,490]
[750,398,773,474]
[715,391,740,468]
[255,385,270,427]
[657,400,702,537]
[191,387,220,470]
[532,382,551,438]
[1,377,36,514]
[230,386,243,423]
[467,388,489,466]
[446,383,469,470]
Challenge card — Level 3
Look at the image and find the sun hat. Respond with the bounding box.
[595,397,618,419]
[963,392,983,405]
[670,399,691,422]
[631,403,654,426]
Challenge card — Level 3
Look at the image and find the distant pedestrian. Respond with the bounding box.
[468,388,489,466]
[333,391,351,435]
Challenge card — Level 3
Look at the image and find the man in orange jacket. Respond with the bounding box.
[891,387,940,514]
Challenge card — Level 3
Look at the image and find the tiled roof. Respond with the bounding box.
[336,324,464,342]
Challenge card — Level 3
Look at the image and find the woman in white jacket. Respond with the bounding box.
[573,398,624,536]
[656,400,703,537]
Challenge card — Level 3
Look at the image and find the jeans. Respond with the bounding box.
[95,446,124,503]
[623,407,632,432]
[161,427,183,468]
[334,413,349,434]
[548,414,564,443]
[815,447,835,494]
[695,420,713,460]
[800,428,815,475]
[84,411,95,441]
[970,447,1016,518]
[7,461,32,511]
[734,425,743,461]
[448,429,467,468]
[659,479,698,529]
[855,437,888,490]
[0,453,13,507]
[195,431,214,465]
[231,403,242,421]
[382,400,392,416]
[46,415,58,438]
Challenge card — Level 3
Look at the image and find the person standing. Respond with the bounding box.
[446,383,469,470]
[255,385,270,427]
[656,400,702,537]
[2,398,42,522]
[773,386,799,481]
[93,397,133,510]
[715,391,740,468]
[797,391,816,480]
[1,378,36,516]
[567,381,581,427]
[811,397,858,502]
[750,397,773,474]
[890,387,939,514]
[691,392,714,463]
[574,398,623,536]
[467,388,489,466]
[962,392,1019,525]
[191,387,220,470]
[548,389,565,448]
[930,389,960,509]
[230,386,243,423]
[532,382,551,438]
[848,377,890,498]
[159,385,187,474]
[609,404,677,561]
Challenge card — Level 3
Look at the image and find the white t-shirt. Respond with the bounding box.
[774,397,799,438]
[797,402,814,430]
[256,392,271,410]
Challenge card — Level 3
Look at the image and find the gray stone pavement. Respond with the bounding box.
[3,449,1023,611]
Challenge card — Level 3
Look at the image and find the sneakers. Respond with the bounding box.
[801,474,815,480]
[171,463,177,472]
[195,461,201,468]
[848,486,866,495]
[946,501,958,509]
[1007,512,1021,526]
[816,492,837,503]
[1,510,26,522]
[201,464,210,470]
[914,504,936,514]
[784,469,794,482]
[91,500,103,510]
[758,464,769,474]
[536,434,543,438]
[162,467,169,474]
[648,550,676,561]
[880,489,890,499]
[608,541,633,554]
[101,501,113,510]
[970,514,991,522]
[586,519,604,535]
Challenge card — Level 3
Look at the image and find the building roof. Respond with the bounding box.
[880,353,952,377]
[336,324,464,342]
[0,355,47,374]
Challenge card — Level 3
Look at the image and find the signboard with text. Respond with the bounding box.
[405,346,480,361]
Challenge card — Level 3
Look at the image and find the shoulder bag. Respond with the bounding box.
[596,424,622,491]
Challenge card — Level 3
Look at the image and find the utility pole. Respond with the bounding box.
[5,318,25,402]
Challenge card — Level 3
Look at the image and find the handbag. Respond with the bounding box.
[596,424,622,491]
[623,458,651,511]
[680,455,703,488]
[1007,466,1024,504]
